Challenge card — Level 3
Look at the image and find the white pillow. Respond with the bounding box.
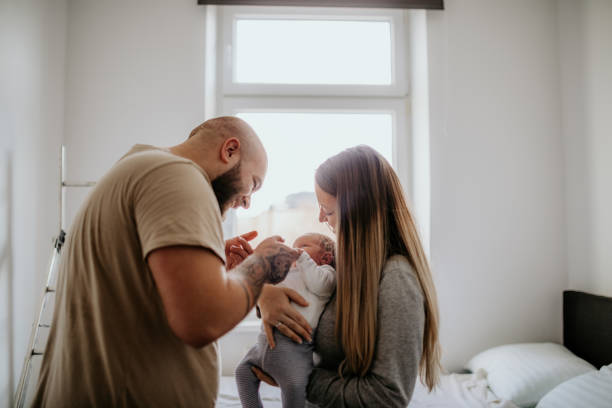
[466,343,595,407]
[536,364,612,408]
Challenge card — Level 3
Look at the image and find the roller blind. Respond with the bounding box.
[197,1,443,9]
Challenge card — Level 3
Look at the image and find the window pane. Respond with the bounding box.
[235,19,392,85]
[233,112,393,247]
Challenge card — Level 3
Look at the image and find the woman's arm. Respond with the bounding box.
[307,263,425,408]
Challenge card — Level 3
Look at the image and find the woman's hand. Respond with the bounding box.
[258,285,313,348]
[225,231,257,270]
[251,366,278,387]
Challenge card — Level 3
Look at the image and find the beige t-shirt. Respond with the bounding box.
[33,145,226,407]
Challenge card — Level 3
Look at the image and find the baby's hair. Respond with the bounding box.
[316,234,336,268]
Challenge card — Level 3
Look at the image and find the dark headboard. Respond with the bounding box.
[563,290,612,368]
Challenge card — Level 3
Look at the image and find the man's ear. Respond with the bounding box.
[220,137,241,164]
[321,251,334,266]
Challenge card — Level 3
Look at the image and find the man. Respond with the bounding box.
[32,117,300,407]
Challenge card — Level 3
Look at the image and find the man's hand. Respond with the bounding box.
[225,231,257,270]
[230,236,300,317]
[252,236,300,284]
[147,236,299,348]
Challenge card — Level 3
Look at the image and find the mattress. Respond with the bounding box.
[216,371,519,407]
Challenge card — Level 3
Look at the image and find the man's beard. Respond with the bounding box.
[211,161,244,215]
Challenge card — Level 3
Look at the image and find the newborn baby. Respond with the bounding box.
[235,233,336,408]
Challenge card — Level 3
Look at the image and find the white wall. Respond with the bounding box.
[63,0,576,374]
[426,0,567,371]
[0,0,67,403]
[14,0,603,381]
[0,0,209,400]
[63,0,208,224]
[558,0,612,297]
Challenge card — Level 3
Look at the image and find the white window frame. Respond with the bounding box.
[216,5,412,191]
[222,97,410,191]
[220,6,409,97]
[213,5,415,374]
[216,3,413,302]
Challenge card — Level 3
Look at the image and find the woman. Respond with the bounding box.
[256,145,441,407]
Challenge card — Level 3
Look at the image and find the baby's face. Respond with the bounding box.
[293,234,325,265]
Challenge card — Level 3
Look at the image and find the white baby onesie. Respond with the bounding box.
[277,251,336,329]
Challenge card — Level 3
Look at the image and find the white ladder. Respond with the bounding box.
[13,230,64,407]
[13,146,95,407]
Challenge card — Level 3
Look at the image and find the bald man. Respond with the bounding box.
[32,117,299,407]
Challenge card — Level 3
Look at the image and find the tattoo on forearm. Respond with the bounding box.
[232,255,267,317]
[237,280,252,318]
[231,247,296,317]
[263,248,294,284]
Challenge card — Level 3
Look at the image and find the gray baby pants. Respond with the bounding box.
[235,332,314,408]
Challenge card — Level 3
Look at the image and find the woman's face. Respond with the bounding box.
[315,183,338,234]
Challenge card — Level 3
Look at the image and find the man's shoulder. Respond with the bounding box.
[120,144,191,168]
[115,145,210,182]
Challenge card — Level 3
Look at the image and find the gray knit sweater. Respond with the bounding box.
[305,255,425,408]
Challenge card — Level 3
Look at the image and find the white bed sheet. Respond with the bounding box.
[216,371,519,408]
[408,370,519,408]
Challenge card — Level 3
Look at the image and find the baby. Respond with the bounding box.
[235,233,336,408]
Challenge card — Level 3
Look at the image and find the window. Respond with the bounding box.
[234,19,392,85]
[234,111,394,246]
[221,6,408,96]
[216,5,410,321]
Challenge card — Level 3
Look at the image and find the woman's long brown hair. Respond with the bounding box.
[315,145,441,390]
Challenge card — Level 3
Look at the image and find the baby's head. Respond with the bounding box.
[293,233,335,268]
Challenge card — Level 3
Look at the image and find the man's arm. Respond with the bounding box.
[148,237,298,348]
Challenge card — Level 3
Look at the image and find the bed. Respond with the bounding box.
[216,290,612,407]
[217,370,519,407]
[563,290,612,370]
